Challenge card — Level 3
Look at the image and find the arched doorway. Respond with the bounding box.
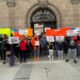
[26,3,62,33]
[30,8,57,34]
[31,8,57,29]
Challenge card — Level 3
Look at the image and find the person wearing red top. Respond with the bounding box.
[19,36,28,62]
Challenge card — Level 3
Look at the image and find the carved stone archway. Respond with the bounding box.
[26,1,62,28]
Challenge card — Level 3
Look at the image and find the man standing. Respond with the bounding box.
[40,34,47,56]
[66,38,77,63]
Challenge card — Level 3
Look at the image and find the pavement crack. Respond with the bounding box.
[44,67,49,79]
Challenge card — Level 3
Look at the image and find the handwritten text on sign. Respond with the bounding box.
[19,29,28,35]
[35,41,39,46]
[9,37,19,44]
[56,36,64,41]
[46,36,54,42]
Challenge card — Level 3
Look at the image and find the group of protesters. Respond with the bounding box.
[0,32,80,66]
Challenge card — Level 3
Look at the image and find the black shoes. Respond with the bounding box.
[3,61,6,64]
[65,59,77,64]
[74,60,77,64]
[66,59,69,62]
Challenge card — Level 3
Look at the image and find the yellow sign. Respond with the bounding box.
[0,28,11,37]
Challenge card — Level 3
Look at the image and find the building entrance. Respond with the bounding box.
[30,8,57,34]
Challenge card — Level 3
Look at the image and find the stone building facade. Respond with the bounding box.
[0,0,80,29]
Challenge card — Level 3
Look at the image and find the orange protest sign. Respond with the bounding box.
[14,32,19,37]
[53,29,66,37]
[46,29,54,36]
[27,28,33,37]
[61,27,71,37]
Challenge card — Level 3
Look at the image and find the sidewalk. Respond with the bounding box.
[0,60,80,80]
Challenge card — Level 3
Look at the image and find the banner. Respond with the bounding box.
[46,29,54,36]
[8,37,19,44]
[56,36,64,41]
[46,36,54,42]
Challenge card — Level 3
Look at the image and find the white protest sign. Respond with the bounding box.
[75,28,80,35]
[45,28,51,32]
[34,29,43,35]
[19,29,28,35]
[34,24,43,28]
[46,36,54,42]
[67,30,77,36]
[56,36,64,42]
[34,30,40,35]
[8,37,19,44]
[35,41,39,46]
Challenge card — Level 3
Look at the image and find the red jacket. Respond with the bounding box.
[76,40,80,45]
[20,39,28,51]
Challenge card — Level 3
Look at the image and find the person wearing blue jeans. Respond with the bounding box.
[34,47,40,58]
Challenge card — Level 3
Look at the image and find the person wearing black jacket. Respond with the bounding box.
[2,34,9,64]
[66,38,77,63]
[56,41,64,60]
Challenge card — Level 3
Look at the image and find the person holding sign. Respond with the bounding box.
[31,34,40,61]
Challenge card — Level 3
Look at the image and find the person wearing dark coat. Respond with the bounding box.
[66,38,77,64]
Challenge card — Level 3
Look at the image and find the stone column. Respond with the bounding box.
[6,0,16,28]
[71,0,80,27]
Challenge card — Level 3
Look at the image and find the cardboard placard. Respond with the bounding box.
[67,30,77,36]
[35,41,39,46]
[9,37,19,44]
[19,29,28,35]
[75,28,80,35]
[34,29,42,35]
[56,36,64,41]
[46,36,54,42]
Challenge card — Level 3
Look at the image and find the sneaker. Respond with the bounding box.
[65,59,69,62]
[74,60,77,64]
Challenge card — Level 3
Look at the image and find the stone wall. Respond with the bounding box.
[0,0,80,29]
[0,2,9,27]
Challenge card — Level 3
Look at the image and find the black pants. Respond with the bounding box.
[41,46,48,56]
[20,50,27,62]
[0,50,3,60]
[3,50,6,62]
